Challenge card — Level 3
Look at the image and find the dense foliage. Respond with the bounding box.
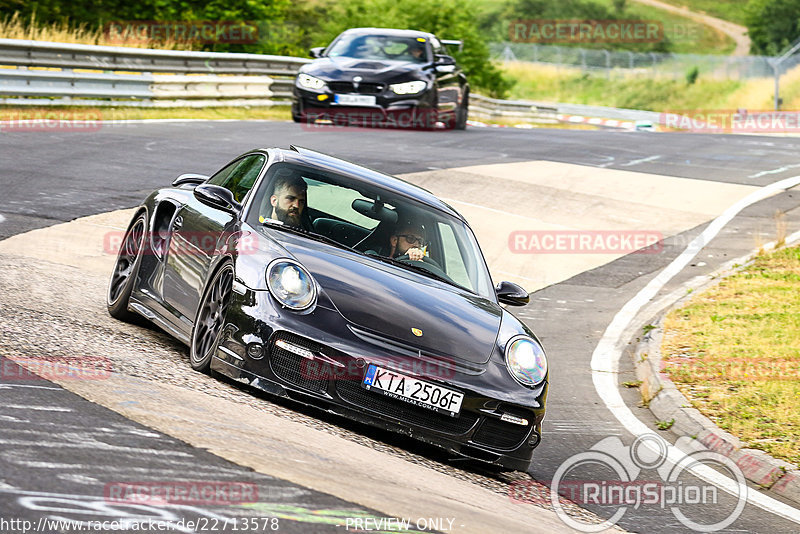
[744,0,800,55]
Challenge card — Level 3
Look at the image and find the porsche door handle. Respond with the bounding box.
[173,216,184,229]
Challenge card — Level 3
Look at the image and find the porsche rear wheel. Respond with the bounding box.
[107,212,146,322]
[190,262,234,374]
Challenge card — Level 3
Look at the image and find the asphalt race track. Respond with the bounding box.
[1,121,800,533]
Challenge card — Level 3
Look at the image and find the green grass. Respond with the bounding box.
[502,61,742,110]
[591,0,736,54]
[502,60,800,111]
[651,0,750,26]
[662,246,800,465]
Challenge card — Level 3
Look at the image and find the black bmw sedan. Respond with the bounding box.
[108,146,546,471]
[292,28,469,129]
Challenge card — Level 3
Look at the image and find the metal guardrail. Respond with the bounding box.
[0,38,660,124]
[0,38,310,75]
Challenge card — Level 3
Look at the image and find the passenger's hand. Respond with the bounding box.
[407,247,425,261]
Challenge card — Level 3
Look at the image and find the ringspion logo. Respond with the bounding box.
[511,434,747,532]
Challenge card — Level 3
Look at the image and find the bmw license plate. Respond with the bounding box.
[334,94,376,106]
[362,364,464,417]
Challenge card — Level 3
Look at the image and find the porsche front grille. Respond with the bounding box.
[336,380,479,435]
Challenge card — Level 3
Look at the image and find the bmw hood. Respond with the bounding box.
[279,234,501,365]
[302,57,425,82]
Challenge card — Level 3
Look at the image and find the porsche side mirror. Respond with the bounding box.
[309,47,325,58]
[496,281,529,306]
[172,173,209,187]
[194,184,241,215]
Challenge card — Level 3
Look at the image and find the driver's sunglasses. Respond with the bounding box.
[398,234,425,247]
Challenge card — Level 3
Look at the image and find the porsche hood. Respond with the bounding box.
[279,234,500,365]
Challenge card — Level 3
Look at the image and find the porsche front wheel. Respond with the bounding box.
[190,262,234,373]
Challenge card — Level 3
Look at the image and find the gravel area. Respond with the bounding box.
[0,252,618,528]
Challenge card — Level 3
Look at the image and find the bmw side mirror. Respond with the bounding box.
[194,184,241,215]
[309,47,325,58]
[434,54,456,66]
[496,281,529,306]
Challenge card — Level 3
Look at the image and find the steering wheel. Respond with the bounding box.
[395,253,443,270]
[394,253,457,285]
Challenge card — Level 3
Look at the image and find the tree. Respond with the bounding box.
[745,0,800,55]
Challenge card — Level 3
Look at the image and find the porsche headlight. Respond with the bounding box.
[297,73,327,90]
[266,260,316,310]
[389,80,427,95]
[504,335,547,386]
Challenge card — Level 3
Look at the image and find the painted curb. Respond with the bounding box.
[633,244,800,505]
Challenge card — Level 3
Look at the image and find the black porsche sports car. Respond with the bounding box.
[108,146,547,471]
[292,28,469,129]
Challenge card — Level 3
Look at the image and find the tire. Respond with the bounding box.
[107,212,147,322]
[455,91,469,130]
[190,262,234,374]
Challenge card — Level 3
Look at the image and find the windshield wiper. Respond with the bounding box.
[368,254,465,289]
[260,218,360,254]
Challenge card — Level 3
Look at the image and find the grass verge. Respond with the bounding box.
[662,245,800,466]
[502,61,800,111]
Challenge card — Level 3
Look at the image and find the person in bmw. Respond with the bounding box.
[292,27,469,130]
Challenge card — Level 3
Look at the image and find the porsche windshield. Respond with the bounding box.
[246,162,494,299]
[326,34,430,64]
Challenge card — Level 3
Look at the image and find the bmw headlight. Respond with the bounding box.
[297,73,327,90]
[389,80,427,95]
[266,259,317,310]
[504,336,547,386]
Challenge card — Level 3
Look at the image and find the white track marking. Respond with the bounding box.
[748,164,800,178]
[0,213,5,223]
[591,175,800,523]
[3,404,73,412]
[620,155,662,167]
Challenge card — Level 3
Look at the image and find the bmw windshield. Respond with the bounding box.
[326,33,430,64]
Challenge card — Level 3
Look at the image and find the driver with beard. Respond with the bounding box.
[266,172,309,229]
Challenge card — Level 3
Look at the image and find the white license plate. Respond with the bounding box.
[334,94,376,106]
[362,364,464,417]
